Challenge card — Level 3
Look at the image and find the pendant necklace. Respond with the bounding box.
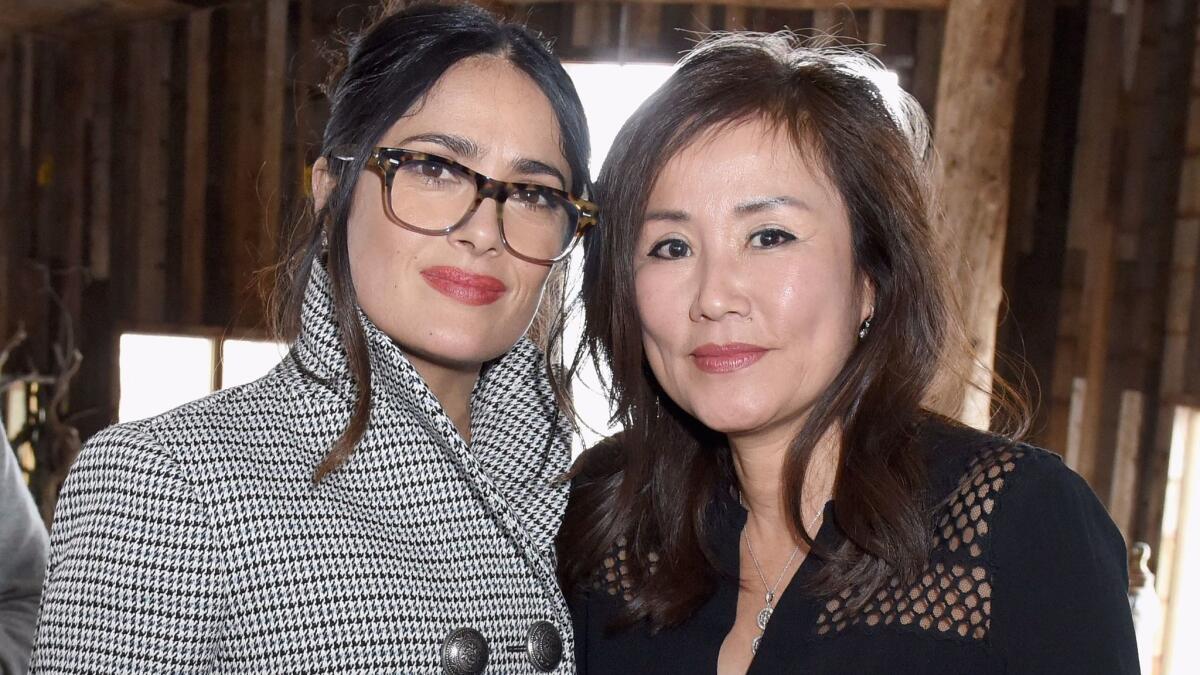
[740,495,823,654]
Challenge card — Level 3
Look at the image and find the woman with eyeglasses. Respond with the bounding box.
[32,3,591,673]
[559,33,1137,674]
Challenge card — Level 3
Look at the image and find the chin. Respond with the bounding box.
[683,400,772,436]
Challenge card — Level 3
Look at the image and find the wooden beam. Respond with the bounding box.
[1108,388,1144,536]
[0,36,13,336]
[132,21,171,324]
[522,0,947,8]
[181,9,211,325]
[932,0,1024,429]
[89,32,113,283]
[1045,3,1123,465]
[260,0,287,287]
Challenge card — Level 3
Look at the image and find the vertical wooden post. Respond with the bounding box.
[1045,2,1125,486]
[932,0,1025,428]
[0,35,13,336]
[90,33,113,284]
[181,10,211,325]
[261,0,288,274]
[133,21,171,325]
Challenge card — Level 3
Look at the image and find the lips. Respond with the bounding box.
[420,266,508,306]
[690,343,768,374]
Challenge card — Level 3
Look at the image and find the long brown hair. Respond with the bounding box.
[268,0,591,482]
[558,32,1023,630]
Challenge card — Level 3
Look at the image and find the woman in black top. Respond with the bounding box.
[558,32,1138,674]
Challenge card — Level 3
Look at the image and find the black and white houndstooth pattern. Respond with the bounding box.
[31,261,576,673]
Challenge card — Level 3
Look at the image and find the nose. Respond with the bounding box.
[449,197,503,257]
[688,252,751,323]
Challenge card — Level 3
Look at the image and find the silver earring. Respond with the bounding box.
[858,315,873,340]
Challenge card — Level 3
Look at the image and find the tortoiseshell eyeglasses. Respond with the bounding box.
[334,147,598,265]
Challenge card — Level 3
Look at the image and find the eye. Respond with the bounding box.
[749,228,797,249]
[398,160,461,187]
[510,187,555,210]
[648,238,692,259]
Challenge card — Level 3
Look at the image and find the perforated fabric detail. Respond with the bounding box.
[591,536,659,602]
[814,443,1026,641]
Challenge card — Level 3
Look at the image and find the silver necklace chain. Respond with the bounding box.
[739,493,823,654]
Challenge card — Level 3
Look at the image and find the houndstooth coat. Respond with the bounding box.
[30,261,576,673]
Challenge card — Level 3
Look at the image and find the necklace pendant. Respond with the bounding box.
[756,606,773,630]
[752,636,762,654]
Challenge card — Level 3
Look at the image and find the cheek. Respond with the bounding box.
[634,267,686,350]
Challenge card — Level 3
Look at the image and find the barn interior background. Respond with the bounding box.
[2,0,1199,671]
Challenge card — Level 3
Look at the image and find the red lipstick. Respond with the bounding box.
[420,266,507,306]
[691,343,768,374]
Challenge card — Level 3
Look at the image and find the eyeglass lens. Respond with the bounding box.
[388,156,578,262]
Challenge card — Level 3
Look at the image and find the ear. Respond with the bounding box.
[311,156,334,211]
[860,276,876,323]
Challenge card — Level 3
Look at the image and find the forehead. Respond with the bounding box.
[383,56,567,167]
[647,118,841,211]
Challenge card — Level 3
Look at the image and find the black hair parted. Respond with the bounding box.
[271,0,590,481]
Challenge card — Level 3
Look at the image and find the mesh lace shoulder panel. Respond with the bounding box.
[591,535,660,603]
[815,443,1028,641]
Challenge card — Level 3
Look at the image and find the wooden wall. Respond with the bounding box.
[3,0,1200,583]
[0,0,947,453]
[996,0,1200,558]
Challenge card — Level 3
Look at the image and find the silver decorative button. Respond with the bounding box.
[526,621,564,672]
[441,627,489,675]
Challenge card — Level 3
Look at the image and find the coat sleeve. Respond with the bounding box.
[989,452,1140,674]
[0,435,48,675]
[30,425,226,673]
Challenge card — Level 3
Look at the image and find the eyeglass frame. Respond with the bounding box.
[331,146,598,265]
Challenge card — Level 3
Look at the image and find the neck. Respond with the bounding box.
[403,349,480,442]
[729,422,840,539]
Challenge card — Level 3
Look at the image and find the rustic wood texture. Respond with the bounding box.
[931,0,1024,428]
[181,10,211,324]
[1,2,1199,591]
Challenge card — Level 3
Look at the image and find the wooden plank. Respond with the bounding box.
[1045,3,1124,460]
[0,36,13,336]
[909,10,943,123]
[931,0,1024,428]
[1129,0,1199,559]
[260,0,287,295]
[225,3,267,329]
[59,37,87,323]
[1108,388,1144,537]
[866,8,886,51]
[181,9,211,325]
[132,21,171,325]
[89,32,113,282]
[724,6,748,30]
[523,0,947,7]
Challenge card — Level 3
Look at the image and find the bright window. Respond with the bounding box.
[118,334,214,423]
[118,333,285,423]
[561,62,676,452]
[222,338,289,389]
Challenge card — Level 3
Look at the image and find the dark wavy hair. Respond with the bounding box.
[558,32,1024,630]
[270,0,590,481]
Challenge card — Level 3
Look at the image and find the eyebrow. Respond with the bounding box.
[399,132,481,159]
[511,158,567,191]
[644,209,690,223]
[733,195,808,215]
[399,132,567,190]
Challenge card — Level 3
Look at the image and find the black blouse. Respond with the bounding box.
[567,421,1139,674]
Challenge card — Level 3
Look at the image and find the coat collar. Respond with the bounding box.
[290,260,571,556]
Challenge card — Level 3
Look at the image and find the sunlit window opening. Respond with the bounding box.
[562,62,675,452]
[222,339,288,390]
[118,334,214,423]
[1157,406,1200,674]
[118,333,286,423]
